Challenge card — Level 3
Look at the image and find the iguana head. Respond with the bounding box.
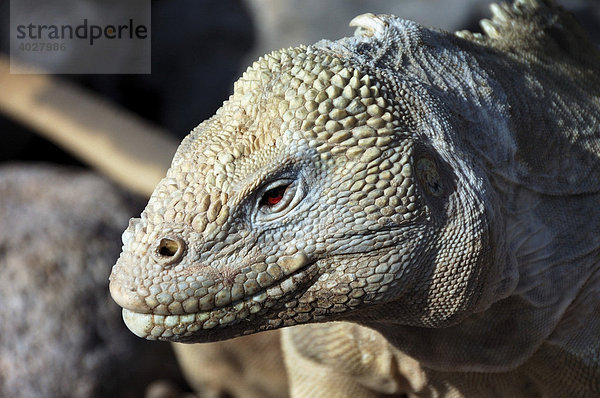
[110,16,510,342]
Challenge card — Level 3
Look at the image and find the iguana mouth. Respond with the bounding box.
[120,253,317,341]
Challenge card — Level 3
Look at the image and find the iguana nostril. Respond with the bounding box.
[158,239,178,256]
[152,236,186,265]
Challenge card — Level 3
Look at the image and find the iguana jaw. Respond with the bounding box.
[112,252,318,342]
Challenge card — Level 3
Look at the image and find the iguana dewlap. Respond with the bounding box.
[110,0,600,396]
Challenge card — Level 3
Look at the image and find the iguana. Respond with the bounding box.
[109,0,600,396]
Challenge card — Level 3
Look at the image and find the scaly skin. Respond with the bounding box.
[110,1,600,396]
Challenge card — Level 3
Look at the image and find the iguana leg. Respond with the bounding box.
[282,323,408,397]
[172,330,288,398]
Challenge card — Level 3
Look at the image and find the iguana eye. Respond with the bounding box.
[260,185,289,207]
[256,179,304,222]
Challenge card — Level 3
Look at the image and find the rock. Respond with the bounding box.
[0,164,185,398]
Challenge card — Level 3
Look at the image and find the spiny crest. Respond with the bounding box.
[455,0,547,41]
[455,0,594,61]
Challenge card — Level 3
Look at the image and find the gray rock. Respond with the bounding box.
[0,164,184,398]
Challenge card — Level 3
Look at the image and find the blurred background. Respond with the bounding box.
[2,0,599,167]
[0,0,598,397]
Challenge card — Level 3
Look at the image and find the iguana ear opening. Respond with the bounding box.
[415,158,443,197]
[411,143,456,215]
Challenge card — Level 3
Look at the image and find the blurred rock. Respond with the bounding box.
[0,164,186,398]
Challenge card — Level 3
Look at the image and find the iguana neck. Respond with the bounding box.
[354,185,599,373]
